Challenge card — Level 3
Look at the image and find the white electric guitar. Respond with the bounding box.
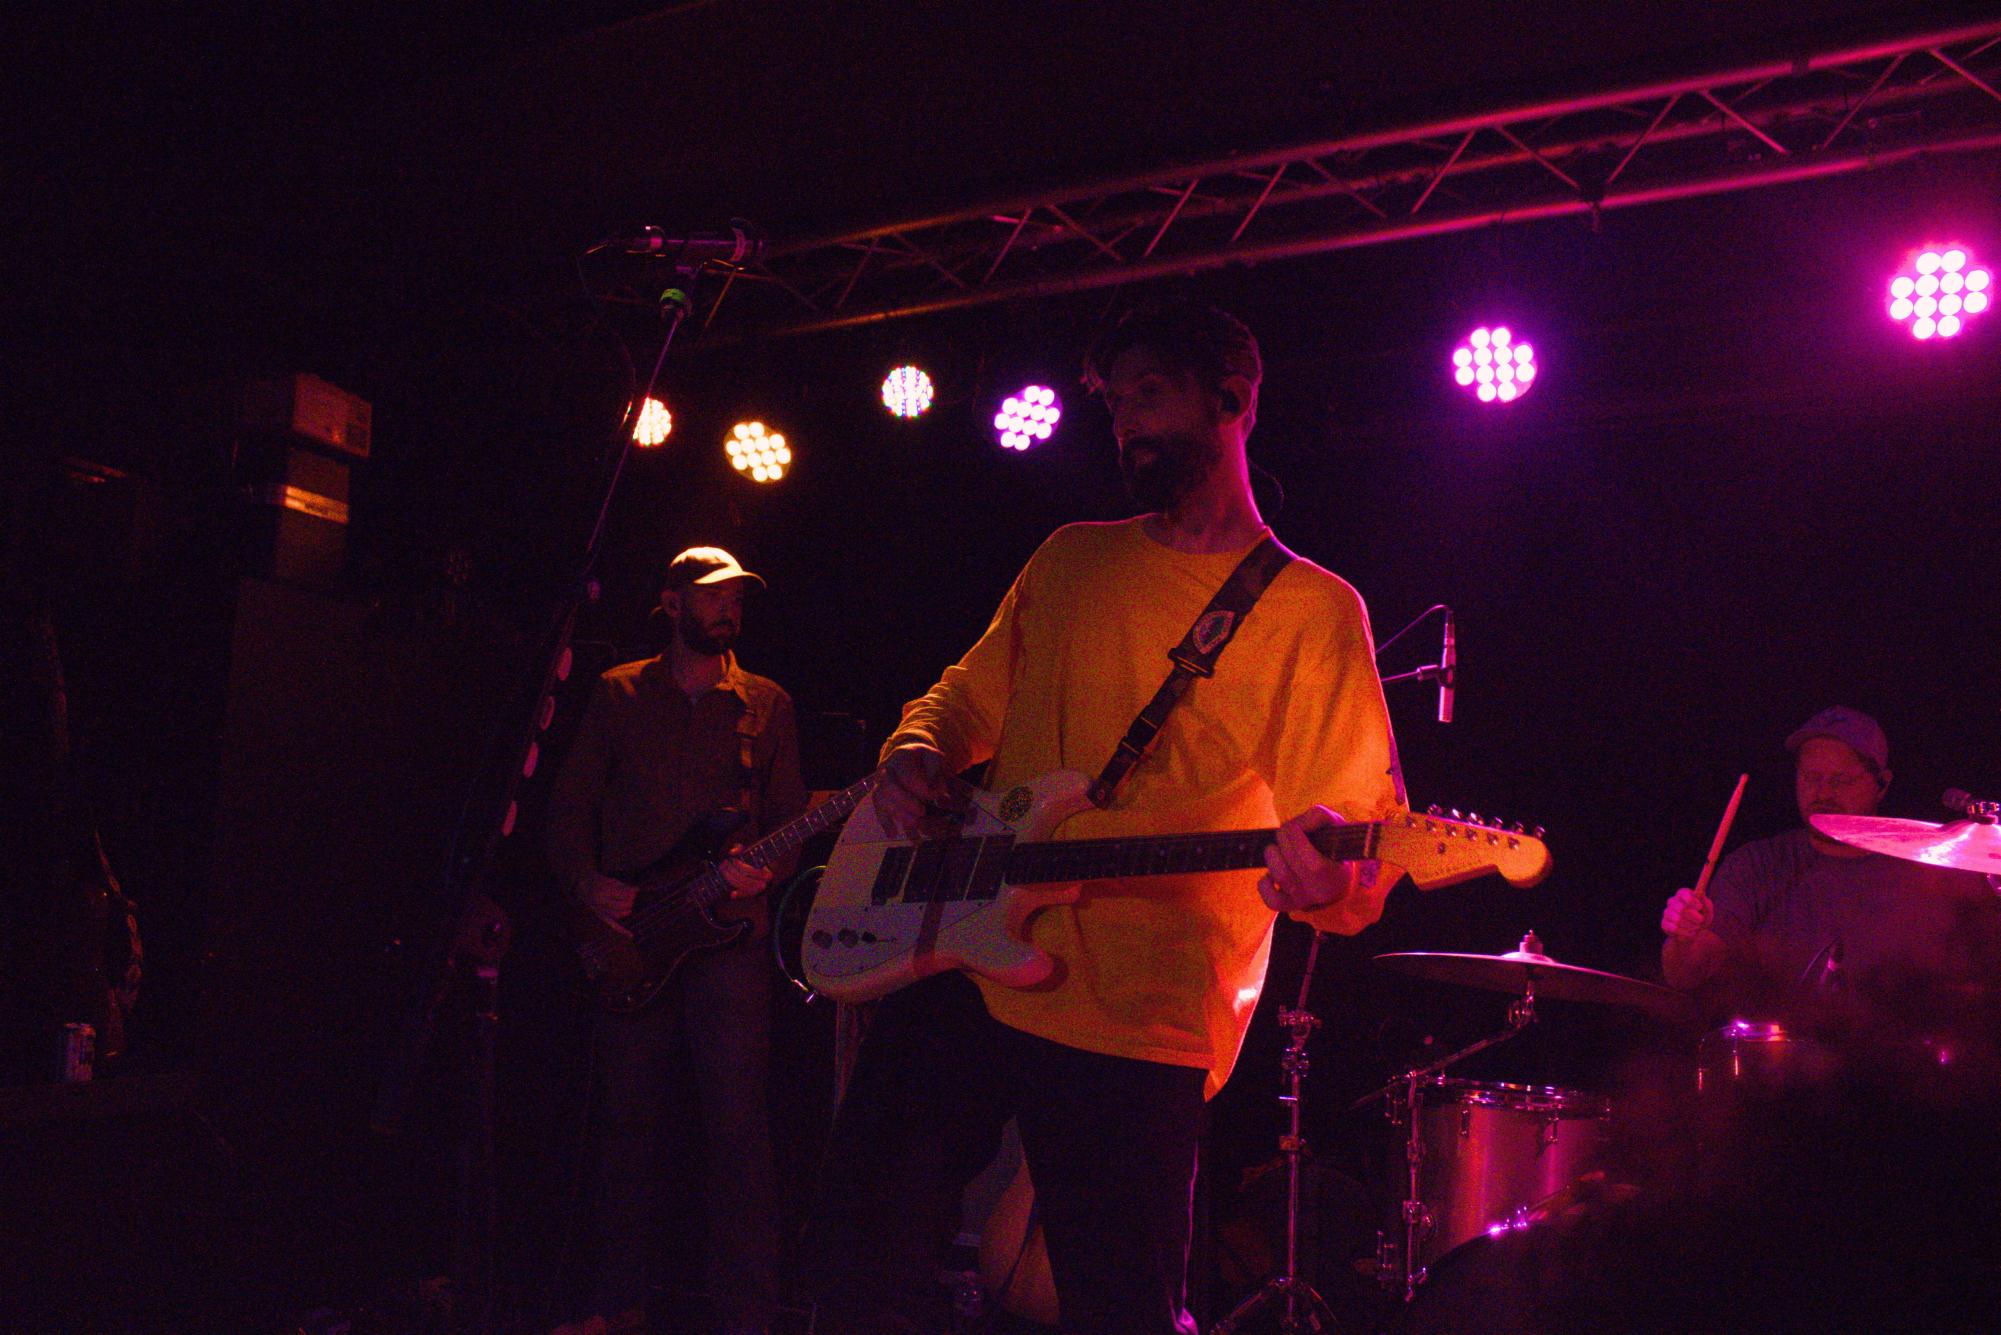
[802,768,1551,1003]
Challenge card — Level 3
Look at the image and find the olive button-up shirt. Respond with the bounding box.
[546,652,808,939]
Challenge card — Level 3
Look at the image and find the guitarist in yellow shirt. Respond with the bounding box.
[805,303,1405,1335]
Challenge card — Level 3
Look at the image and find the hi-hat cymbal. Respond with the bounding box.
[1811,813,2001,875]
[1374,941,1688,1019]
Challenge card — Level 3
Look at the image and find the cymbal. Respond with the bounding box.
[1374,943,1689,1019]
[1811,813,2001,875]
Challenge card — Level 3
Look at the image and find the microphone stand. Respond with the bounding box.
[1377,604,1453,725]
[369,278,700,1335]
[1189,597,1455,1324]
[1377,663,1450,689]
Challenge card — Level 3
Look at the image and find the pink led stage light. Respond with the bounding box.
[1890,248,1989,340]
[1452,326,1536,404]
[994,385,1061,450]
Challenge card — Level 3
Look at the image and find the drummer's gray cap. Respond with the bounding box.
[1785,706,1889,772]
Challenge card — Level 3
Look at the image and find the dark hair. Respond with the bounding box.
[1081,301,1262,408]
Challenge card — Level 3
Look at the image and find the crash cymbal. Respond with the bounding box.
[1811,813,2001,875]
[1375,934,1688,1019]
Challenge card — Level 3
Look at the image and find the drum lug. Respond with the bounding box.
[1402,1199,1434,1236]
[1540,1113,1558,1152]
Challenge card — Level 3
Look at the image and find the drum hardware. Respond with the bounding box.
[1941,788,1999,820]
[1210,932,1344,1334]
[1361,931,1676,1302]
[1810,811,2001,875]
[1696,1018,1839,1096]
[1407,1079,1610,1278]
[1373,932,1690,1021]
[1353,933,1548,1304]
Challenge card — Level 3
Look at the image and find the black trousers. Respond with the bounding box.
[587,941,779,1328]
[805,972,1206,1334]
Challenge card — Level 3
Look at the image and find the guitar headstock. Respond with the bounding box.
[1377,806,1552,889]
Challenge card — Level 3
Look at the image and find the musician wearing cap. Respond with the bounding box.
[1660,707,1999,1010]
[546,546,807,1335]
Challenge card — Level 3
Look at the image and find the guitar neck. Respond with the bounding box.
[1004,821,1375,885]
[688,772,881,906]
[864,802,1545,908]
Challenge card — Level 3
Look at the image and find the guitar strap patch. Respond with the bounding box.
[1088,533,1295,809]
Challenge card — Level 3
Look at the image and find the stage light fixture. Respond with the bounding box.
[725,420,791,483]
[633,397,672,447]
[994,384,1061,451]
[881,365,935,419]
[1453,327,1535,404]
[1890,248,1990,339]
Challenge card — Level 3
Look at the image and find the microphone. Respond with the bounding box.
[1438,609,1456,724]
[1942,788,1999,817]
[594,223,765,270]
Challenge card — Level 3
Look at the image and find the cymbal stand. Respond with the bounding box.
[1350,976,1540,1302]
[1211,932,1341,1334]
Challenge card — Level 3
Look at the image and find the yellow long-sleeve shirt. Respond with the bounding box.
[885,517,1405,1095]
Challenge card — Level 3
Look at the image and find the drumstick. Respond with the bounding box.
[1691,772,1749,903]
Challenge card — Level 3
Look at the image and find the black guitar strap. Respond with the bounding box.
[1088,533,1295,808]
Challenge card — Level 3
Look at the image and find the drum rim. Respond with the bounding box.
[1700,1018,1794,1044]
[1424,1078,1610,1113]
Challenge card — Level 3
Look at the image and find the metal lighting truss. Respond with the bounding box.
[686,20,2001,343]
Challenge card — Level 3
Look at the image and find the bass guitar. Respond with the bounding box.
[569,772,880,1012]
[803,768,1550,1003]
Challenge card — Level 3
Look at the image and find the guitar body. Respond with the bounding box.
[567,776,887,1014]
[805,773,1552,1006]
[805,769,1096,1003]
[565,857,750,1013]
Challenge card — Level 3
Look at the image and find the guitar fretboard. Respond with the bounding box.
[869,822,1378,905]
[634,774,881,935]
[737,773,881,873]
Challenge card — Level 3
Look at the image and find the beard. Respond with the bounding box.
[1119,428,1222,513]
[677,611,738,656]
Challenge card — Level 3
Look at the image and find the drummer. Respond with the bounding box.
[1659,707,2001,1011]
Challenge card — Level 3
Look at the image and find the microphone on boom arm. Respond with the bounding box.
[587,222,765,273]
[1438,608,1456,725]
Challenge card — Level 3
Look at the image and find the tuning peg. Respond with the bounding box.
[1427,804,1442,817]
[1467,812,1483,827]
[1449,808,1463,821]
[1532,825,1546,840]
[1509,821,1525,834]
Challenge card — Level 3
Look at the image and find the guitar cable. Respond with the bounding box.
[772,865,829,1004]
